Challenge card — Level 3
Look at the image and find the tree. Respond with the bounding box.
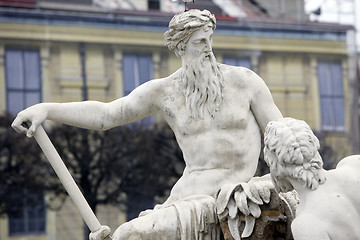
[48,123,184,238]
[47,123,184,214]
[0,113,56,216]
[1,112,184,238]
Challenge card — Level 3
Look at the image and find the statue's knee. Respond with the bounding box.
[112,222,141,240]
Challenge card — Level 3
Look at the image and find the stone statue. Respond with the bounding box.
[264,117,360,240]
[12,9,284,240]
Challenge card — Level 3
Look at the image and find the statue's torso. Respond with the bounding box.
[158,66,262,202]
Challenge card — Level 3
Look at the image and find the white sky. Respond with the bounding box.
[305,0,360,52]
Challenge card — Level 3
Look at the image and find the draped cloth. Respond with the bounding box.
[171,195,221,240]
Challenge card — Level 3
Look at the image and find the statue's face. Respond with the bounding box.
[184,27,213,63]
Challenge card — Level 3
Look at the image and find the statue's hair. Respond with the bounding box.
[264,118,326,192]
[164,9,216,57]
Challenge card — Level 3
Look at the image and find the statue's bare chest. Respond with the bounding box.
[161,87,251,136]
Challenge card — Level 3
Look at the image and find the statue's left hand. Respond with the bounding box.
[235,178,272,217]
[216,176,274,239]
[89,225,112,240]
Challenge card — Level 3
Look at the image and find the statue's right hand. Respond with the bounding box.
[11,104,47,138]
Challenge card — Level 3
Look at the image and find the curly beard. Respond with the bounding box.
[182,52,224,120]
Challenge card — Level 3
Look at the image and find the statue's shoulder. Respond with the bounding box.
[156,68,182,90]
[334,155,360,183]
[142,69,180,89]
[143,69,182,99]
[220,63,258,79]
[219,63,263,89]
[336,155,360,169]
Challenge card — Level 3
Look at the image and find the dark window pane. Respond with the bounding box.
[122,54,154,127]
[330,62,344,97]
[334,98,345,129]
[317,62,332,96]
[28,220,36,232]
[223,57,237,66]
[223,56,252,69]
[6,49,42,115]
[9,192,46,235]
[8,91,24,116]
[123,54,153,94]
[6,50,24,89]
[237,58,252,69]
[320,97,333,130]
[24,51,41,90]
[126,192,154,221]
[318,61,344,131]
[148,0,160,10]
[138,55,153,85]
[123,54,136,96]
[9,218,25,234]
[38,218,46,232]
[25,92,41,108]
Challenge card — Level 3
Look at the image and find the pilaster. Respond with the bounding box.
[153,52,161,79]
[0,216,9,240]
[0,45,6,113]
[309,56,321,130]
[114,48,124,99]
[41,45,50,102]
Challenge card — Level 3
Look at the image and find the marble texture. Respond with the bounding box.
[12,9,284,240]
[264,118,360,240]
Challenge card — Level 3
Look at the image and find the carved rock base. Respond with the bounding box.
[220,190,298,240]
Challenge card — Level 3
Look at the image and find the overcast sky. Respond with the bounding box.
[305,0,360,52]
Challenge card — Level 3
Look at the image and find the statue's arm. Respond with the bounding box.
[12,80,161,137]
[247,71,283,132]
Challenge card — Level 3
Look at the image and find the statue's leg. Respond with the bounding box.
[112,205,180,240]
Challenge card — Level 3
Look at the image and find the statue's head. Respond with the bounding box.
[165,9,222,121]
[164,9,216,57]
[264,118,326,192]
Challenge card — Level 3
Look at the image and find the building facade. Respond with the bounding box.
[0,0,358,239]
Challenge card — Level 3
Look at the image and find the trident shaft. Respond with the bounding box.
[33,125,110,238]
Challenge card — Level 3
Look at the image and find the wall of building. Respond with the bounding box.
[0,8,354,239]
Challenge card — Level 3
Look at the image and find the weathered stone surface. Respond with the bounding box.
[12,9,285,240]
[264,118,360,240]
[220,190,298,240]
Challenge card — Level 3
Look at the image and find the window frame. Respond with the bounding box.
[122,53,154,126]
[8,189,46,236]
[317,60,345,132]
[5,48,42,116]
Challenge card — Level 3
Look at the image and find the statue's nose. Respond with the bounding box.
[205,40,212,52]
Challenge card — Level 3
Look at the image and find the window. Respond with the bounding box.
[5,49,42,116]
[123,53,154,126]
[148,0,160,10]
[5,49,45,235]
[317,61,345,131]
[123,54,153,96]
[223,56,252,69]
[126,191,154,221]
[8,190,46,236]
[122,54,155,219]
